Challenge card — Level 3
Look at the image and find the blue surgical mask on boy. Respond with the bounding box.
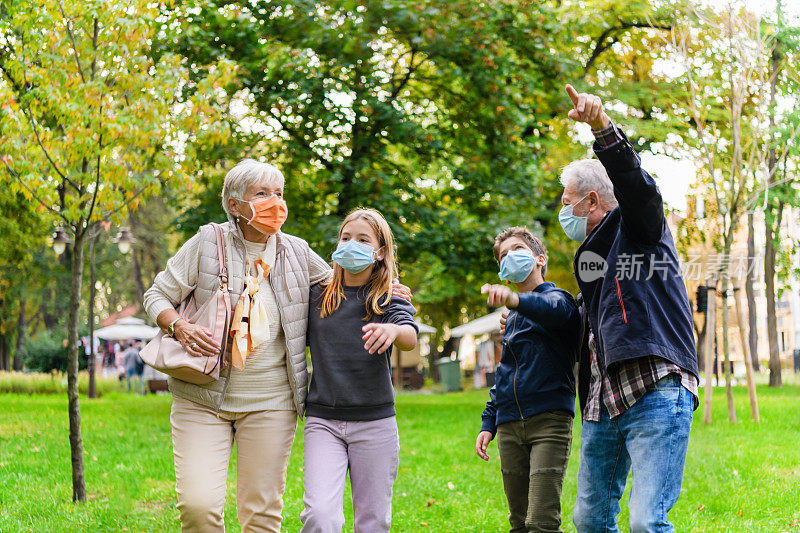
[499,250,536,283]
[558,193,590,242]
[332,240,379,273]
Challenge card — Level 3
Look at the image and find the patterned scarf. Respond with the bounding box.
[230,237,276,370]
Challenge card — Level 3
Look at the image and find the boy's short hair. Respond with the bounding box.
[493,226,548,278]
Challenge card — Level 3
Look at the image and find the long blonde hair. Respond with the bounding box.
[320,208,398,319]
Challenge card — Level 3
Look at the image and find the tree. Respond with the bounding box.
[762,1,800,387]
[667,5,800,420]
[0,0,231,501]
[168,0,577,349]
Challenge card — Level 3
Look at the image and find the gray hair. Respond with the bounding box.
[221,159,285,221]
[559,159,618,207]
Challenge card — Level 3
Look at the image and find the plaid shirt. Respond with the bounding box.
[582,122,699,422]
[583,332,698,421]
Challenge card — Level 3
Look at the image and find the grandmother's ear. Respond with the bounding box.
[227,198,241,217]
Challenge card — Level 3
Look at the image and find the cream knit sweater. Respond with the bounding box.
[221,237,294,412]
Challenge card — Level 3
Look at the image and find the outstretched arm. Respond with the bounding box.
[565,84,665,244]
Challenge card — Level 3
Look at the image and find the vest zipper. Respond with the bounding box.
[269,253,300,415]
[506,312,524,419]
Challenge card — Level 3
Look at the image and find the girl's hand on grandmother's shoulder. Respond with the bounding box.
[390,278,413,302]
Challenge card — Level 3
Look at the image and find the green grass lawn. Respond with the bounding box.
[1,384,799,532]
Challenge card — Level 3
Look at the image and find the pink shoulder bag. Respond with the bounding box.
[140,223,232,384]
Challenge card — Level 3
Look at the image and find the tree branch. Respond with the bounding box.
[2,158,71,226]
[57,0,88,84]
[267,109,337,172]
[21,107,82,192]
[584,22,672,75]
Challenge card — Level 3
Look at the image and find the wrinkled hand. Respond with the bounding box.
[362,323,399,355]
[475,431,494,461]
[566,84,611,131]
[499,311,508,335]
[173,320,220,358]
[390,278,413,302]
[481,284,519,309]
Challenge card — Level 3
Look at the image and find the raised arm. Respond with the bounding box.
[566,84,665,244]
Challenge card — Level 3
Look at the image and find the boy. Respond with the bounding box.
[476,227,580,533]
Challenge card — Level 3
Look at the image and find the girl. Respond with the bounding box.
[300,208,419,533]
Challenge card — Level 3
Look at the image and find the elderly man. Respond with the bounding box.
[559,85,699,533]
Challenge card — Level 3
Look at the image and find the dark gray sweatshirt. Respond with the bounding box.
[306,282,418,421]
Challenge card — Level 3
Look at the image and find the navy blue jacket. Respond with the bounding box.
[574,132,699,410]
[480,282,580,436]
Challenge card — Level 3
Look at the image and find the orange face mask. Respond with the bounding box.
[241,196,288,234]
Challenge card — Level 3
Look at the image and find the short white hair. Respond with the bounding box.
[221,159,285,220]
[559,159,617,207]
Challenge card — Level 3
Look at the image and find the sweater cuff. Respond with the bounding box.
[480,418,497,436]
[145,298,176,325]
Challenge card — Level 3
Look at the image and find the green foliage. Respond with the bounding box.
[166,0,599,335]
[18,330,86,373]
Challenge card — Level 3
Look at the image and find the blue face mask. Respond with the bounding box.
[499,250,536,283]
[331,240,379,273]
[558,194,590,242]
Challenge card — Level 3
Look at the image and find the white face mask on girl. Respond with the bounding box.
[331,240,383,273]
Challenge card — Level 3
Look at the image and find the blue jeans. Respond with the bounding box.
[573,374,693,533]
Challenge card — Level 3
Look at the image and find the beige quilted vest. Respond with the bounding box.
[167,222,322,414]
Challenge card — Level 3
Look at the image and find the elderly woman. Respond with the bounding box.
[144,159,408,532]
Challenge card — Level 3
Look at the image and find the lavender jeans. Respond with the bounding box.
[300,416,400,533]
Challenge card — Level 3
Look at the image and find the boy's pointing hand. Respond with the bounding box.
[481,284,519,309]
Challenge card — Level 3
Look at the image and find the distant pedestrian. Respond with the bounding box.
[124,341,144,394]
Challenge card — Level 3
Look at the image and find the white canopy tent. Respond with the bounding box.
[449,308,507,339]
[416,321,436,335]
[93,316,159,342]
[447,308,508,369]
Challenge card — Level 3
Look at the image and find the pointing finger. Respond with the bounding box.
[566,84,579,105]
[577,93,586,114]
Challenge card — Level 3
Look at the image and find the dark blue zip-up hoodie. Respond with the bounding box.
[573,131,699,410]
[480,282,580,436]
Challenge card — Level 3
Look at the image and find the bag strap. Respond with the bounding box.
[210,223,229,290]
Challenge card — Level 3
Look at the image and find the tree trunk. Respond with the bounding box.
[0,331,8,371]
[128,210,147,302]
[694,318,706,373]
[66,228,87,502]
[88,234,97,399]
[745,212,759,371]
[702,278,716,424]
[765,17,783,388]
[733,280,759,422]
[13,298,26,371]
[720,237,737,423]
[764,203,783,387]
